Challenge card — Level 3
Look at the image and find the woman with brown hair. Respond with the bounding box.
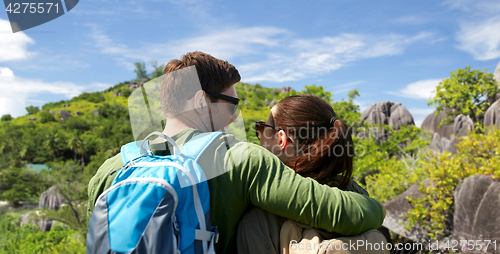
[237,94,386,254]
[257,93,366,194]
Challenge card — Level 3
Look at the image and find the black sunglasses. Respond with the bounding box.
[255,121,293,143]
[204,90,240,115]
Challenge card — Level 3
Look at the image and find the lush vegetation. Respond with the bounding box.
[0,212,85,254]
[0,64,498,252]
[428,66,499,131]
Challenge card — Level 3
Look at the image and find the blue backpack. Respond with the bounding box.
[87,131,222,254]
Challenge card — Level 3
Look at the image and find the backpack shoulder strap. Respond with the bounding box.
[181,132,225,161]
[120,131,225,164]
[120,141,149,165]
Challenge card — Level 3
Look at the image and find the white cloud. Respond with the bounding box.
[386,78,443,100]
[445,0,500,14]
[444,0,474,11]
[444,0,500,60]
[0,19,35,62]
[241,32,434,83]
[151,26,289,60]
[457,16,500,60]
[88,24,435,83]
[0,67,110,117]
[331,81,364,95]
[336,81,364,88]
[0,67,14,79]
[89,24,288,65]
[87,24,144,60]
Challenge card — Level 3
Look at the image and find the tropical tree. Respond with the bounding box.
[0,167,50,206]
[25,105,40,115]
[40,111,56,123]
[1,114,12,122]
[133,62,148,80]
[77,140,87,171]
[301,84,334,104]
[44,129,62,160]
[149,60,165,79]
[67,132,84,164]
[0,124,25,167]
[428,66,499,131]
[331,89,362,126]
[0,137,23,167]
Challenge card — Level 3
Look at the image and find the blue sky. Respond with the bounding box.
[1,0,500,126]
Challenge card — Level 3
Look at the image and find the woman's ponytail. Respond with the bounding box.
[274,95,354,190]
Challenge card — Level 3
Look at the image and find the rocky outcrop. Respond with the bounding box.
[281,86,295,94]
[361,101,415,129]
[20,212,35,226]
[428,114,473,154]
[363,101,390,124]
[484,98,500,128]
[429,133,451,154]
[63,104,70,108]
[58,110,72,120]
[18,186,65,232]
[383,181,429,243]
[264,99,276,107]
[49,110,55,115]
[28,117,37,121]
[92,109,99,117]
[74,111,84,116]
[421,110,455,139]
[454,175,500,249]
[39,186,64,211]
[453,114,474,137]
[19,211,45,229]
[356,102,414,144]
[129,78,148,91]
[389,103,415,129]
[382,175,500,253]
[38,186,64,232]
[113,91,122,96]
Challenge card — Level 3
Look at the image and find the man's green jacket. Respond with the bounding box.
[87,128,385,254]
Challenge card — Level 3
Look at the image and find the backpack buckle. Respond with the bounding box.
[172,216,180,231]
[211,226,219,244]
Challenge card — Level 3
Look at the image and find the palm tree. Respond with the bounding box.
[67,132,87,170]
[0,138,9,163]
[77,140,87,171]
[44,129,61,160]
[0,137,24,167]
[67,132,83,164]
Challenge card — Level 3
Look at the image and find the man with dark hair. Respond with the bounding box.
[88,51,385,254]
[160,51,241,118]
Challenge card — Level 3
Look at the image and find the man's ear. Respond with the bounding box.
[192,90,207,115]
[277,130,290,150]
